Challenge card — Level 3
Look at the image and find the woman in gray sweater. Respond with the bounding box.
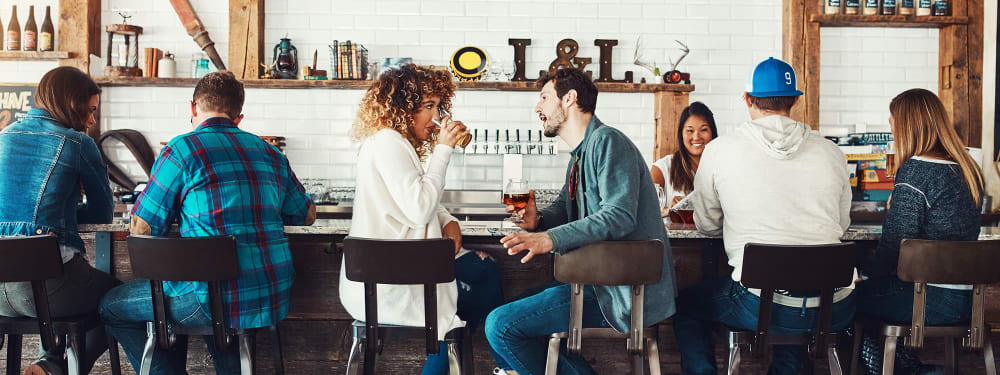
[856,88,985,374]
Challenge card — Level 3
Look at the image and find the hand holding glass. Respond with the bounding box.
[503,179,530,223]
[432,109,472,148]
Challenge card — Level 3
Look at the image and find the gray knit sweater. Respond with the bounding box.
[860,156,982,278]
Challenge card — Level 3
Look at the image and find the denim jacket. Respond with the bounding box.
[537,116,677,333]
[0,108,113,262]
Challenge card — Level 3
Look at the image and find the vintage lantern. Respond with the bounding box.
[104,24,143,77]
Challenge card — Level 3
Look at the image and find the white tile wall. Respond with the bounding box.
[0,0,940,191]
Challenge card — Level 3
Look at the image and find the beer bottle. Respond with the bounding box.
[7,5,20,51]
[40,6,53,51]
[23,5,36,51]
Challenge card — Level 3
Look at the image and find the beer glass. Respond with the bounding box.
[503,179,530,223]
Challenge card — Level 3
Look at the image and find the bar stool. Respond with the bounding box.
[127,235,285,375]
[726,242,857,375]
[544,240,665,375]
[341,237,472,375]
[849,239,1000,375]
[0,235,122,375]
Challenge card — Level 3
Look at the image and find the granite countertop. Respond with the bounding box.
[78,220,1000,241]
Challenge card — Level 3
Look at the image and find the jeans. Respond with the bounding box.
[99,280,241,375]
[856,276,972,325]
[484,282,611,375]
[0,254,119,373]
[673,277,856,375]
[422,251,505,375]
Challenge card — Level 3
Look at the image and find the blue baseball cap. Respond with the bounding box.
[745,57,803,97]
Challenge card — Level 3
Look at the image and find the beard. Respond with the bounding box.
[542,106,567,138]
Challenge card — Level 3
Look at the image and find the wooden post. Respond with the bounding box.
[939,23,972,144]
[966,0,984,147]
[653,90,690,160]
[229,0,265,80]
[57,0,101,72]
[783,0,808,124]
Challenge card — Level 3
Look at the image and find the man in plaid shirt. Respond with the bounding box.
[99,71,315,374]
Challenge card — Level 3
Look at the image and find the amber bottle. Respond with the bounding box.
[23,6,37,51]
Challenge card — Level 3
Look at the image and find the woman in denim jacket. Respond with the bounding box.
[0,66,118,375]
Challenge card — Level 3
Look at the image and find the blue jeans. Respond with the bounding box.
[856,276,971,325]
[422,252,505,375]
[484,282,611,375]
[673,277,856,375]
[99,280,241,375]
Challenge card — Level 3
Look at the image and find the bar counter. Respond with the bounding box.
[67,221,1000,374]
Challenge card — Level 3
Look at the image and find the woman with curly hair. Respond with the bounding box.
[340,64,503,374]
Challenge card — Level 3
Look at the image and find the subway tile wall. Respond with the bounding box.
[0,0,938,191]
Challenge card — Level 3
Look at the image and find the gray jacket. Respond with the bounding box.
[537,116,677,332]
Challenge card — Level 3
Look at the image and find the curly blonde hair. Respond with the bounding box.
[352,64,456,159]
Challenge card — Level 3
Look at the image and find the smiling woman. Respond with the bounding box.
[650,101,718,214]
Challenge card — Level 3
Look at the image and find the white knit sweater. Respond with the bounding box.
[339,129,464,340]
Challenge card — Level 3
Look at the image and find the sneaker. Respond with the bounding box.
[22,359,64,375]
[493,368,510,375]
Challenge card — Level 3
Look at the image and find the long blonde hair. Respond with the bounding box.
[352,64,455,159]
[889,88,984,206]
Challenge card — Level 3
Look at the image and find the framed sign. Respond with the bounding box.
[0,84,36,129]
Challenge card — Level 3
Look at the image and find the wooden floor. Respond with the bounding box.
[1,235,997,374]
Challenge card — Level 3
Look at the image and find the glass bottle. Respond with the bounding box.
[39,6,53,51]
[22,6,36,51]
[7,5,20,51]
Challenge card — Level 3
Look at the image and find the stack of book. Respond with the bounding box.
[329,40,368,80]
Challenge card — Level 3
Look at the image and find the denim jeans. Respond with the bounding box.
[99,280,241,375]
[673,277,856,375]
[484,282,611,375]
[0,254,119,372]
[856,276,971,325]
[422,251,505,375]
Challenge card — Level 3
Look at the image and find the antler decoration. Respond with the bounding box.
[668,40,690,72]
[632,36,657,75]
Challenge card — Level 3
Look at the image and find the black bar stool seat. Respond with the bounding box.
[341,237,473,375]
[0,235,123,375]
[725,242,857,375]
[850,239,1000,375]
[127,235,284,375]
[544,240,665,375]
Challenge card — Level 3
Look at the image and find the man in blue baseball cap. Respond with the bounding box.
[674,57,855,375]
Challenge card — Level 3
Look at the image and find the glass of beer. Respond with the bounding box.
[433,108,472,148]
[503,179,530,223]
[885,141,896,179]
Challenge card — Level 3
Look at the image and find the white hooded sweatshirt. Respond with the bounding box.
[691,115,853,307]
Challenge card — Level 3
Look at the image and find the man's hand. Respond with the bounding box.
[442,220,463,255]
[505,190,539,230]
[500,232,553,264]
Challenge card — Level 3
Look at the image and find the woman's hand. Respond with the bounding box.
[442,220,463,255]
[437,116,469,148]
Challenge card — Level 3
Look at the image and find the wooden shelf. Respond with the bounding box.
[810,14,970,28]
[0,50,71,61]
[92,76,694,93]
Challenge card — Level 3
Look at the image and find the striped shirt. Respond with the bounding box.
[131,117,312,329]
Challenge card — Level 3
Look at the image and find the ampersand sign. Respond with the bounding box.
[544,39,592,79]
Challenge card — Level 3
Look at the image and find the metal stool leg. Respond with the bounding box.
[239,334,254,375]
[345,325,363,375]
[6,334,21,375]
[67,331,86,375]
[544,335,561,375]
[828,342,843,375]
[106,331,123,375]
[727,332,741,375]
[984,328,996,375]
[631,352,643,375]
[645,337,661,375]
[446,340,461,375]
[848,322,863,375]
[138,322,156,375]
[268,326,284,375]
[880,335,896,375]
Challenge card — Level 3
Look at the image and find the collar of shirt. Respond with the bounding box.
[196,116,237,131]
